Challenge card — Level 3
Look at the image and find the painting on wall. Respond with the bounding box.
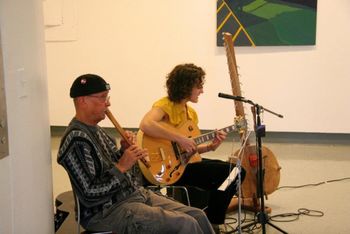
[217,0,317,46]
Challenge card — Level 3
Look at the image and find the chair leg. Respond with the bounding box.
[170,186,191,206]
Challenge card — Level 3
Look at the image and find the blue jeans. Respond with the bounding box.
[84,188,214,234]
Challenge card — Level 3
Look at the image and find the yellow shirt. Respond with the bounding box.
[153,97,198,127]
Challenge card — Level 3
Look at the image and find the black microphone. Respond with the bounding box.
[218,92,245,101]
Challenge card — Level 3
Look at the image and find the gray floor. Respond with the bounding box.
[51,132,350,234]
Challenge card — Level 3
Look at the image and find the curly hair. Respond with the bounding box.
[166,63,205,103]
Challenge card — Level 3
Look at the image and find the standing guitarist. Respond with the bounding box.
[139,63,246,232]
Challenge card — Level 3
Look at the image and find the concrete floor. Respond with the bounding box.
[51,132,350,234]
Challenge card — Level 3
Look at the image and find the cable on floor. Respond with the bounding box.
[224,208,324,233]
[277,176,350,190]
[269,207,324,222]
[223,176,348,233]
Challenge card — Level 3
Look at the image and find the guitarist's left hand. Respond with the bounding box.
[208,129,227,151]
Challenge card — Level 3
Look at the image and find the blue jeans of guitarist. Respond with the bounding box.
[174,158,246,224]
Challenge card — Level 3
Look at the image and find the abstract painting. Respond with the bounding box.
[217,0,317,46]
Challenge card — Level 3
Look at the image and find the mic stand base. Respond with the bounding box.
[238,211,288,234]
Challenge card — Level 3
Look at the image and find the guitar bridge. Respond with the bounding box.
[159,148,166,161]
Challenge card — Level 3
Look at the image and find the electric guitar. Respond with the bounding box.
[137,117,246,185]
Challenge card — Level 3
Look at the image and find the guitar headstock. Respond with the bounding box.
[234,115,247,134]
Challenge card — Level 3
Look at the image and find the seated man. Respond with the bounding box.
[57,74,214,233]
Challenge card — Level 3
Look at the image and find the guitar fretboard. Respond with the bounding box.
[194,125,236,145]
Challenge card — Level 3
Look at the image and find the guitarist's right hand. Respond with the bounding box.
[176,136,197,153]
[116,145,148,173]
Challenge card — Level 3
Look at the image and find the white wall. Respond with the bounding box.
[0,0,54,233]
[46,0,350,133]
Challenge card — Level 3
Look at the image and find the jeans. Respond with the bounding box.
[84,188,214,234]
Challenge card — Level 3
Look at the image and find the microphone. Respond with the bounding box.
[218,92,245,101]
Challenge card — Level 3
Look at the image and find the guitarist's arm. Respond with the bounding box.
[140,107,197,153]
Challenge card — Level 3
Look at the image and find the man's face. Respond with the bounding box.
[84,90,110,124]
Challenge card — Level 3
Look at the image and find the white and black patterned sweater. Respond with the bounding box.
[57,118,143,226]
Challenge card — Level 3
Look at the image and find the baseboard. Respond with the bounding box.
[50,126,350,145]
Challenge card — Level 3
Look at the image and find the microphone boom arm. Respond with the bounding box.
[218,93,284,119]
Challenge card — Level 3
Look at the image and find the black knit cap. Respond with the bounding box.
[70,74,110,98]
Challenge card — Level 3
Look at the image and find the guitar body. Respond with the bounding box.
[137,120,202,185]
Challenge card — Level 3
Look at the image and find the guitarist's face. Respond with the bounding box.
[188,86,204,103]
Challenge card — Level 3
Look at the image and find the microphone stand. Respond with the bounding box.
[246,103,287,234]
[219,94,287,234]
[233,130,252,234]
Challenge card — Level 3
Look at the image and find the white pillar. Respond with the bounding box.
[0,0,54,233]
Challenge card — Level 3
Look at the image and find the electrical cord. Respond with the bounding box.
[270,208,324,222]
[277,176,350,190]
[224,176,350,233]
[265,177,350,225]
[225,208,324,234]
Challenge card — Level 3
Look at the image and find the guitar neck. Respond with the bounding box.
[194,125,236,145]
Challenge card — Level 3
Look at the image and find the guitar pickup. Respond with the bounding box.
[159,148,166,161]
